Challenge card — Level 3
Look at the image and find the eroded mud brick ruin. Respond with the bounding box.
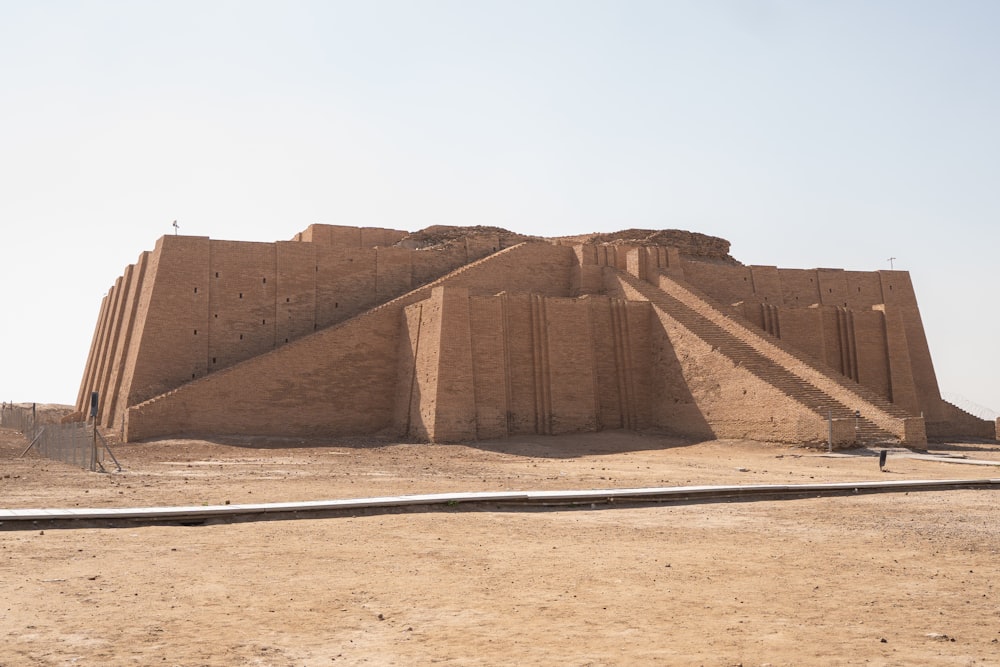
[75,224,998,446]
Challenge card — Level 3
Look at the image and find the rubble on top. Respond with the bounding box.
[397,225,737,263]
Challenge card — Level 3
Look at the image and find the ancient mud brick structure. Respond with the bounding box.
[76,224,997,446]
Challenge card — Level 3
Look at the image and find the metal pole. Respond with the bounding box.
[96,429,122,472]
[91,422,98,472]
[827,410,833,452]
[89,392,99,472]
[18,428,45,458]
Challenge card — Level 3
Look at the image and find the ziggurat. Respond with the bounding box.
[75,224,998,446]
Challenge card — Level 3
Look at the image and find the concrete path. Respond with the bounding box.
[2,479,999,530]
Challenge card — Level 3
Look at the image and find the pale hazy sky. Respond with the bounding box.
[1,0,997,417]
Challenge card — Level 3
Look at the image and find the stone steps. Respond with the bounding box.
[617,269,917,443]
[132,243,535,412]
[656,272,913,420]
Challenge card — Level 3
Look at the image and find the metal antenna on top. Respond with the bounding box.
[172,220,179,235]
[887,256,896,270]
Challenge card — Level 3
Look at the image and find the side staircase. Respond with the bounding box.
[615,268,925,444]
[126,242,539,426]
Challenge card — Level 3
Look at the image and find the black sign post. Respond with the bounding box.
[90,392,99,471]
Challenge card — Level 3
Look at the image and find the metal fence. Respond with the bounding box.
[942,392,999,421]
[1,403,118,472]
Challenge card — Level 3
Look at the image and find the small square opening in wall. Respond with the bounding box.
[213,357,217,364]
[194,329,198,335]
[215,272,219,278]
[239,293,243,299]
[194,287,198,294]
[239,334,243,340]
[214,313,218,318]
[262,319,266,325]
[263,277,267,284]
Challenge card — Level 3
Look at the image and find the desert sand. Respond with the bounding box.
[2,426,1000,666]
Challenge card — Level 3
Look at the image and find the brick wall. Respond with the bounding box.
[428,288,477,440]
[296,224,407,247]
[102,256,149,428]
[401,295,442,440]
[126,303,404,440]
[107,247,161,430]
[852,309,891,399]
[126,235,211,405]
[468,296,511,439]
[672,257,950,427]
[123,242,576,441]
[777,269,821,307]
[275,241,318,346]
[502,295,541,435]
[619,275,841,444]
[394,290,653,442]
[541,298,599,434]
[680,262,755,305]
[82,234,565,437]
[880,271,945,420]
[79,225,992,444]
[925,401,997,439]
[208,240,277,373]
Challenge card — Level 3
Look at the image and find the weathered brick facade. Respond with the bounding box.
[76,224,995,446]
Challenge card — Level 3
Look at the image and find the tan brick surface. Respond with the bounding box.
[76,226,994,444]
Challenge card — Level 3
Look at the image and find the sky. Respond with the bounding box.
[1,0,997,418]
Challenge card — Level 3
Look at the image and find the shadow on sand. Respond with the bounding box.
[129,429,705,459]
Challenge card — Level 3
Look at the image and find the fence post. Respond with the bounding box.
[90,392,99,472]
[827,410,833,452]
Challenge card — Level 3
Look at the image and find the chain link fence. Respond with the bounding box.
[1,403,118,472]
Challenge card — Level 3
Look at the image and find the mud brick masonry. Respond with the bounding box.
[75,225,998,446]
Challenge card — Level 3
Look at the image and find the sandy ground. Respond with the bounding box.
[2,426,1000,666]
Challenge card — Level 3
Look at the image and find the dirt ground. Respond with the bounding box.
[2,426,1000,667]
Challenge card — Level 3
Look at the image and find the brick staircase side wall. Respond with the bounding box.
[641,267,925,442]
[79,231,553,438]
[124,243,575,442]
[926,400,997,440]
[608,264,927,444]
[676,253,945,427]
[428,288,478,441]
[76,294,110,414]
[396,295,443,441]
[615,275,847,445]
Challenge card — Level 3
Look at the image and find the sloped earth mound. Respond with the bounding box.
[395,225,739,264]
[396,225,531,250]
[553,227,738,263]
